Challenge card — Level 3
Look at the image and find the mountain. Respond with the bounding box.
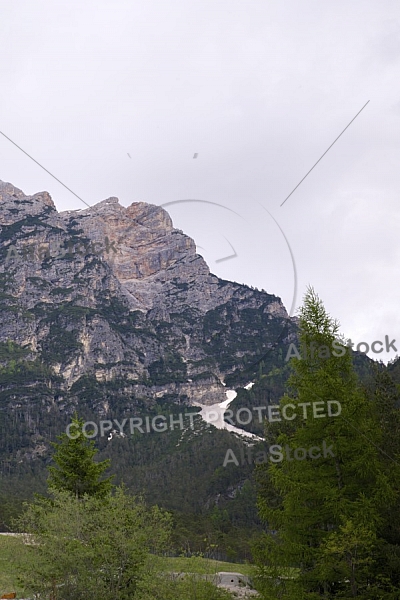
[0,179,303,556]
[0,179,296,398]
[4,178,383,561]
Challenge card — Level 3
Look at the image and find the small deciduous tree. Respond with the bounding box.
[13,486,173,600]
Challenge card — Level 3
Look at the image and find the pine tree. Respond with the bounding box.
[363,366,400,595]
[254,287,396,598]
[47,413,114,499]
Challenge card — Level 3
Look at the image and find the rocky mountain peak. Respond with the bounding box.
[0,179,296,400]
[0,180,56,222]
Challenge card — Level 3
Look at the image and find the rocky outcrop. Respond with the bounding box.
[0,179,297,406]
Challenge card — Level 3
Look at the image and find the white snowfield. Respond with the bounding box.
[244,382,255,390]
[193,385,263,441]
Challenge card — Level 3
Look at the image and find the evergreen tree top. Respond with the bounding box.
[47,412,114,499]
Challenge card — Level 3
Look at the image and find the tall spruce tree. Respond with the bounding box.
[364,366,400,594]
[254,287,398,599]
[48,413,114,499]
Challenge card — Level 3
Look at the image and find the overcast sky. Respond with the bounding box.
[1,0,399,363]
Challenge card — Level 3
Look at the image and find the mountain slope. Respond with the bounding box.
[0,179,296,402]
[0,180,381,560]
[0,179,301,557]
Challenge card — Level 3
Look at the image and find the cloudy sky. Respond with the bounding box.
[1,0,399,363]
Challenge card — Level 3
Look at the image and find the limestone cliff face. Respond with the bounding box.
[0,180,296,406]
[67,196,239,314]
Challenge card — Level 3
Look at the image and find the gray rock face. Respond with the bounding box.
[0,180,297,405]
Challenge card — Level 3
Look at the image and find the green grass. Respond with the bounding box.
[0,535,258,597]
[155,556,298,582]
[0,535,27,597]
[154,555,255,577]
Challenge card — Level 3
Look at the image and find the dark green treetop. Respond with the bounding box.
[254,287,398,599]
[47,413,114,499]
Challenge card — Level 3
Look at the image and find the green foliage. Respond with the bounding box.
[47,413,114,499]
[148,352,187,385]
[41,323,83,363]
[12,487,173,599]
[0,357,56,387]
[363,366,400,595]
[153,554,254,576]
[0,340,30,362]
[0,535,28,595]
[137,572,235,599]
[0,492,25,533]
[0,215,54,247]
[50,286,74,296]
[387,355,400,384]
[9,481,236,599]
[254,287,400,598]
